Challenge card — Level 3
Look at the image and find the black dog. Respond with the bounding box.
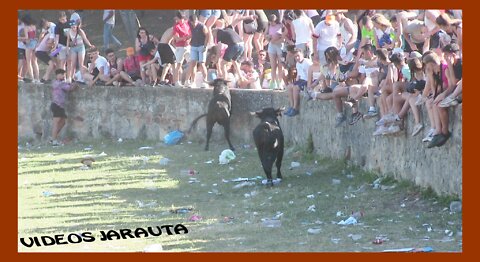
[251,107,284,186]
[189,79,234,151]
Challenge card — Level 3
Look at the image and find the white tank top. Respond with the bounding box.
[424,10,441,32]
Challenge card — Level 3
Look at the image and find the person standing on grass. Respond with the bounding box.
[50,69,78,146]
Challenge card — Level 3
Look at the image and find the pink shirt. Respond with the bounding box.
[173,20,191,47]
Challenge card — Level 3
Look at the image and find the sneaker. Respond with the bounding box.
[349,112,363,125]
[435,132,451,147]
[289,109,300,117]
[174,81,183,87]
[427,134,443,148]
[375,114,396,126]
[373,125,388,136]
[384,125,401,135]
[364,108,378,119]
[51,140,63,147]
[285,107,294,116]
[411,124,424,137]
[335,114,347,128]
[422,129,435,142]
[184,80,192,87]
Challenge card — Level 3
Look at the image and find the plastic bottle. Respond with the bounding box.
[449,201,462,213]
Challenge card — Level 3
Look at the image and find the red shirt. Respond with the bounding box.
[173,20,191,47]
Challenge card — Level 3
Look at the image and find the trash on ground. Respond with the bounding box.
[84,147,92,151]
[170,207,193,214]
[233,181,255,189]
[349,234,362,241]
[188,215,202,222]
[306,171,312,176]
[188,178,200,183]
[331,238,341,244]
[204,160,214,164]
[136,200,157,208]
[42,191,55,197]
[307,194,315,199]
[307,205,316,212]
[381,185,396,190]
[180,169,198,176]
[382,247,433,252]
[273,212,283,219]
[307,228,322,234]
[163,130,184,145]
[79,165,90,170]
[290,162,300,168]
[219,149,236,164]
[261,218,281,228]
[98,152,108,157]
[449,201,462,213]
[159,157,171,165]
[138,146,153,150]
[336,211,344,217]
[337,216,357,225]
[261,178,282,185]
[143,244,163,252]
[332,179,341,185]
[117,138,123,143]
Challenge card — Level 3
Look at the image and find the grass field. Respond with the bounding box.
[18,138,462,252]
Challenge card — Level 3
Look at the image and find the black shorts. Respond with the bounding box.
[157,43,175,65]
[35,51,51,65]
[51,102,66,118]
[18,48,26,60]
[127,73,141,81]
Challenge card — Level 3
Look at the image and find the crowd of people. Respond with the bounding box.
[18,9,462,148]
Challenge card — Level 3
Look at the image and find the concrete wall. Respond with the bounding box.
[18,84,462,197]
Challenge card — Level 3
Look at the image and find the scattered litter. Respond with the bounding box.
[289,201,294,204]
[84,147,92,151]
[117,138,123,143]
[445,230,454,237]
[81,157,95,167]
[437,236,454,243]
[349,234,362,241]
[383,247,433,252]
[55,158,65,163]
[336,211,344,217]
[233,181,255,189]
[223,216,235,223]
[261,218,281,228]
[164,130,184,145]
[307,205,316,212]
[79,165,90,170]
[229,167,234,170]
[273,212,283,219]
[381,185,396,191]
[170,207,193,214]
[373,235,389,244]
[346,174,355,179]
[138,146,153,150]
[261,178,282,185]
[136,200,157,208]
[337,216,357,225]
[331,238,341,244]
[307,194,315,199]
[219,149,236,164]
[98,152,108,157]
[400,203,406,208]
[222,179,229,183]
[188,215,203,222]
[42,191,55,197]
[159,157,171,165]
[143,244,163,252]
[188,178,200,183]
[307,228,322,234]
[290,162,300,168]
[332,179,341,185]
[204,160,214,164]
[305,171,312,176]
[180,169,198,176]
[449,201,462,213]
[372,178,382,189]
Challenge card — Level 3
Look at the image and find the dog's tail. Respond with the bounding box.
[187,113,208,133]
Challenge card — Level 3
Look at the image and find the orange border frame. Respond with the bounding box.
[9,1,470,261]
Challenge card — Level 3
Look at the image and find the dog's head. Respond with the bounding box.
[209,78,230,95]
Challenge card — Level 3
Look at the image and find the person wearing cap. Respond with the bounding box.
[437,43,462,108]
[312,10,340,66]
[50,68,79,146]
